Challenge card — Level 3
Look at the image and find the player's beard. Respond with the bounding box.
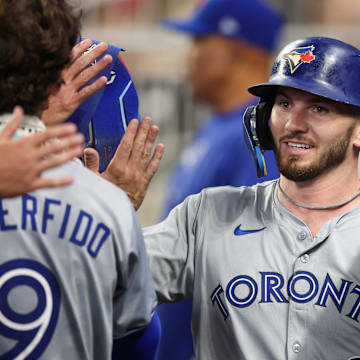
[274,124,355,182]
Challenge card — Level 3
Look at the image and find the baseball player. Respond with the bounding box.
[0,25,114,198]
[91,36,360,359]
[0,1,161,359]
[158,0,283,357]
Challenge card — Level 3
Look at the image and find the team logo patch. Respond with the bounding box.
[282,45,316,74]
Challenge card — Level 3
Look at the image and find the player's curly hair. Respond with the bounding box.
[0,0,81,115]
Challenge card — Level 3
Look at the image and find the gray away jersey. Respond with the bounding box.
[0,159,156,359]
[144,180,360,360]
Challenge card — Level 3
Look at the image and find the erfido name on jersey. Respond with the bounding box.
[211,271,360,322]
[0,195,110,258]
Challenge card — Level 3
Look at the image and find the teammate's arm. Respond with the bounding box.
[42,39,113,126]
[112,311,161,360]
[84,117,165,210]
[0,106,84,197]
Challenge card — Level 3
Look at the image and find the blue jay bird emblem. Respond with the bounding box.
[282,45,316,74]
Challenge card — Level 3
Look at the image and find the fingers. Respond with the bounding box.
[16,124,85,169]
[70,38,93,63]
[0,106,24,139]
[143,122,159,162]
[83,147,100,174]
[145,143,165,182]
[0,119,85,197]
[76,75,108,104]
[97,116,163,210]
[64,41,110,84]
[62,41,112,107]
[36,132,84,161]
[73,53,112,90]
[37,144,84,173]
[28,176,75,192]
[131,117,153,163]
[113,118,139,164]
[111,117,161,171]
[28,123,80,147]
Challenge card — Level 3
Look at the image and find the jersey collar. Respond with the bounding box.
[0,113,45,139]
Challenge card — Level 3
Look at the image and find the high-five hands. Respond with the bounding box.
[84,117,164,210]
[42,39,113,125]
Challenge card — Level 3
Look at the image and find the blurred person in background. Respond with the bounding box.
[157,0,283,358]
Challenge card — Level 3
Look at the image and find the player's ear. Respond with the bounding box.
[352,115,360,148]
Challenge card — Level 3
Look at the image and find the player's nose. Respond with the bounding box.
[284,108,308,133]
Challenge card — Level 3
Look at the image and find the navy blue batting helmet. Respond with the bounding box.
[243,37,360,178]
[68,39,139,173]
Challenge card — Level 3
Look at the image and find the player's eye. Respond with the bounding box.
[311,105,328,114]
[277,100,290,110]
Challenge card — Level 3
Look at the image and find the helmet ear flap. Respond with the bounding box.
[256,100,274,151]
[242,99,274,178]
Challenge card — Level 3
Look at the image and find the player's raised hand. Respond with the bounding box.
[42,39,113,125]
[84,117,164,210]
[0,106,85,197]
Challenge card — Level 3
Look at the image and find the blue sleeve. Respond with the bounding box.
[112,311,161,360]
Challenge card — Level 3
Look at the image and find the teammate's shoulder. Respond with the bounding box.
[43,159,130,202]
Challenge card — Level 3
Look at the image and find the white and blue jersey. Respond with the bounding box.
[158,102,280,359]
[0,115,157,359]
[145,180,360,359]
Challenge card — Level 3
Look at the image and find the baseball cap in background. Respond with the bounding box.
[162,0,283,52]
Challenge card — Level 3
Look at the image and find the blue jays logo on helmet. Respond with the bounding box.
[282,45,316,74]
[248,37,360,108]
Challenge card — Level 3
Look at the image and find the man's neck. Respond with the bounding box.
[277,168,360,236]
